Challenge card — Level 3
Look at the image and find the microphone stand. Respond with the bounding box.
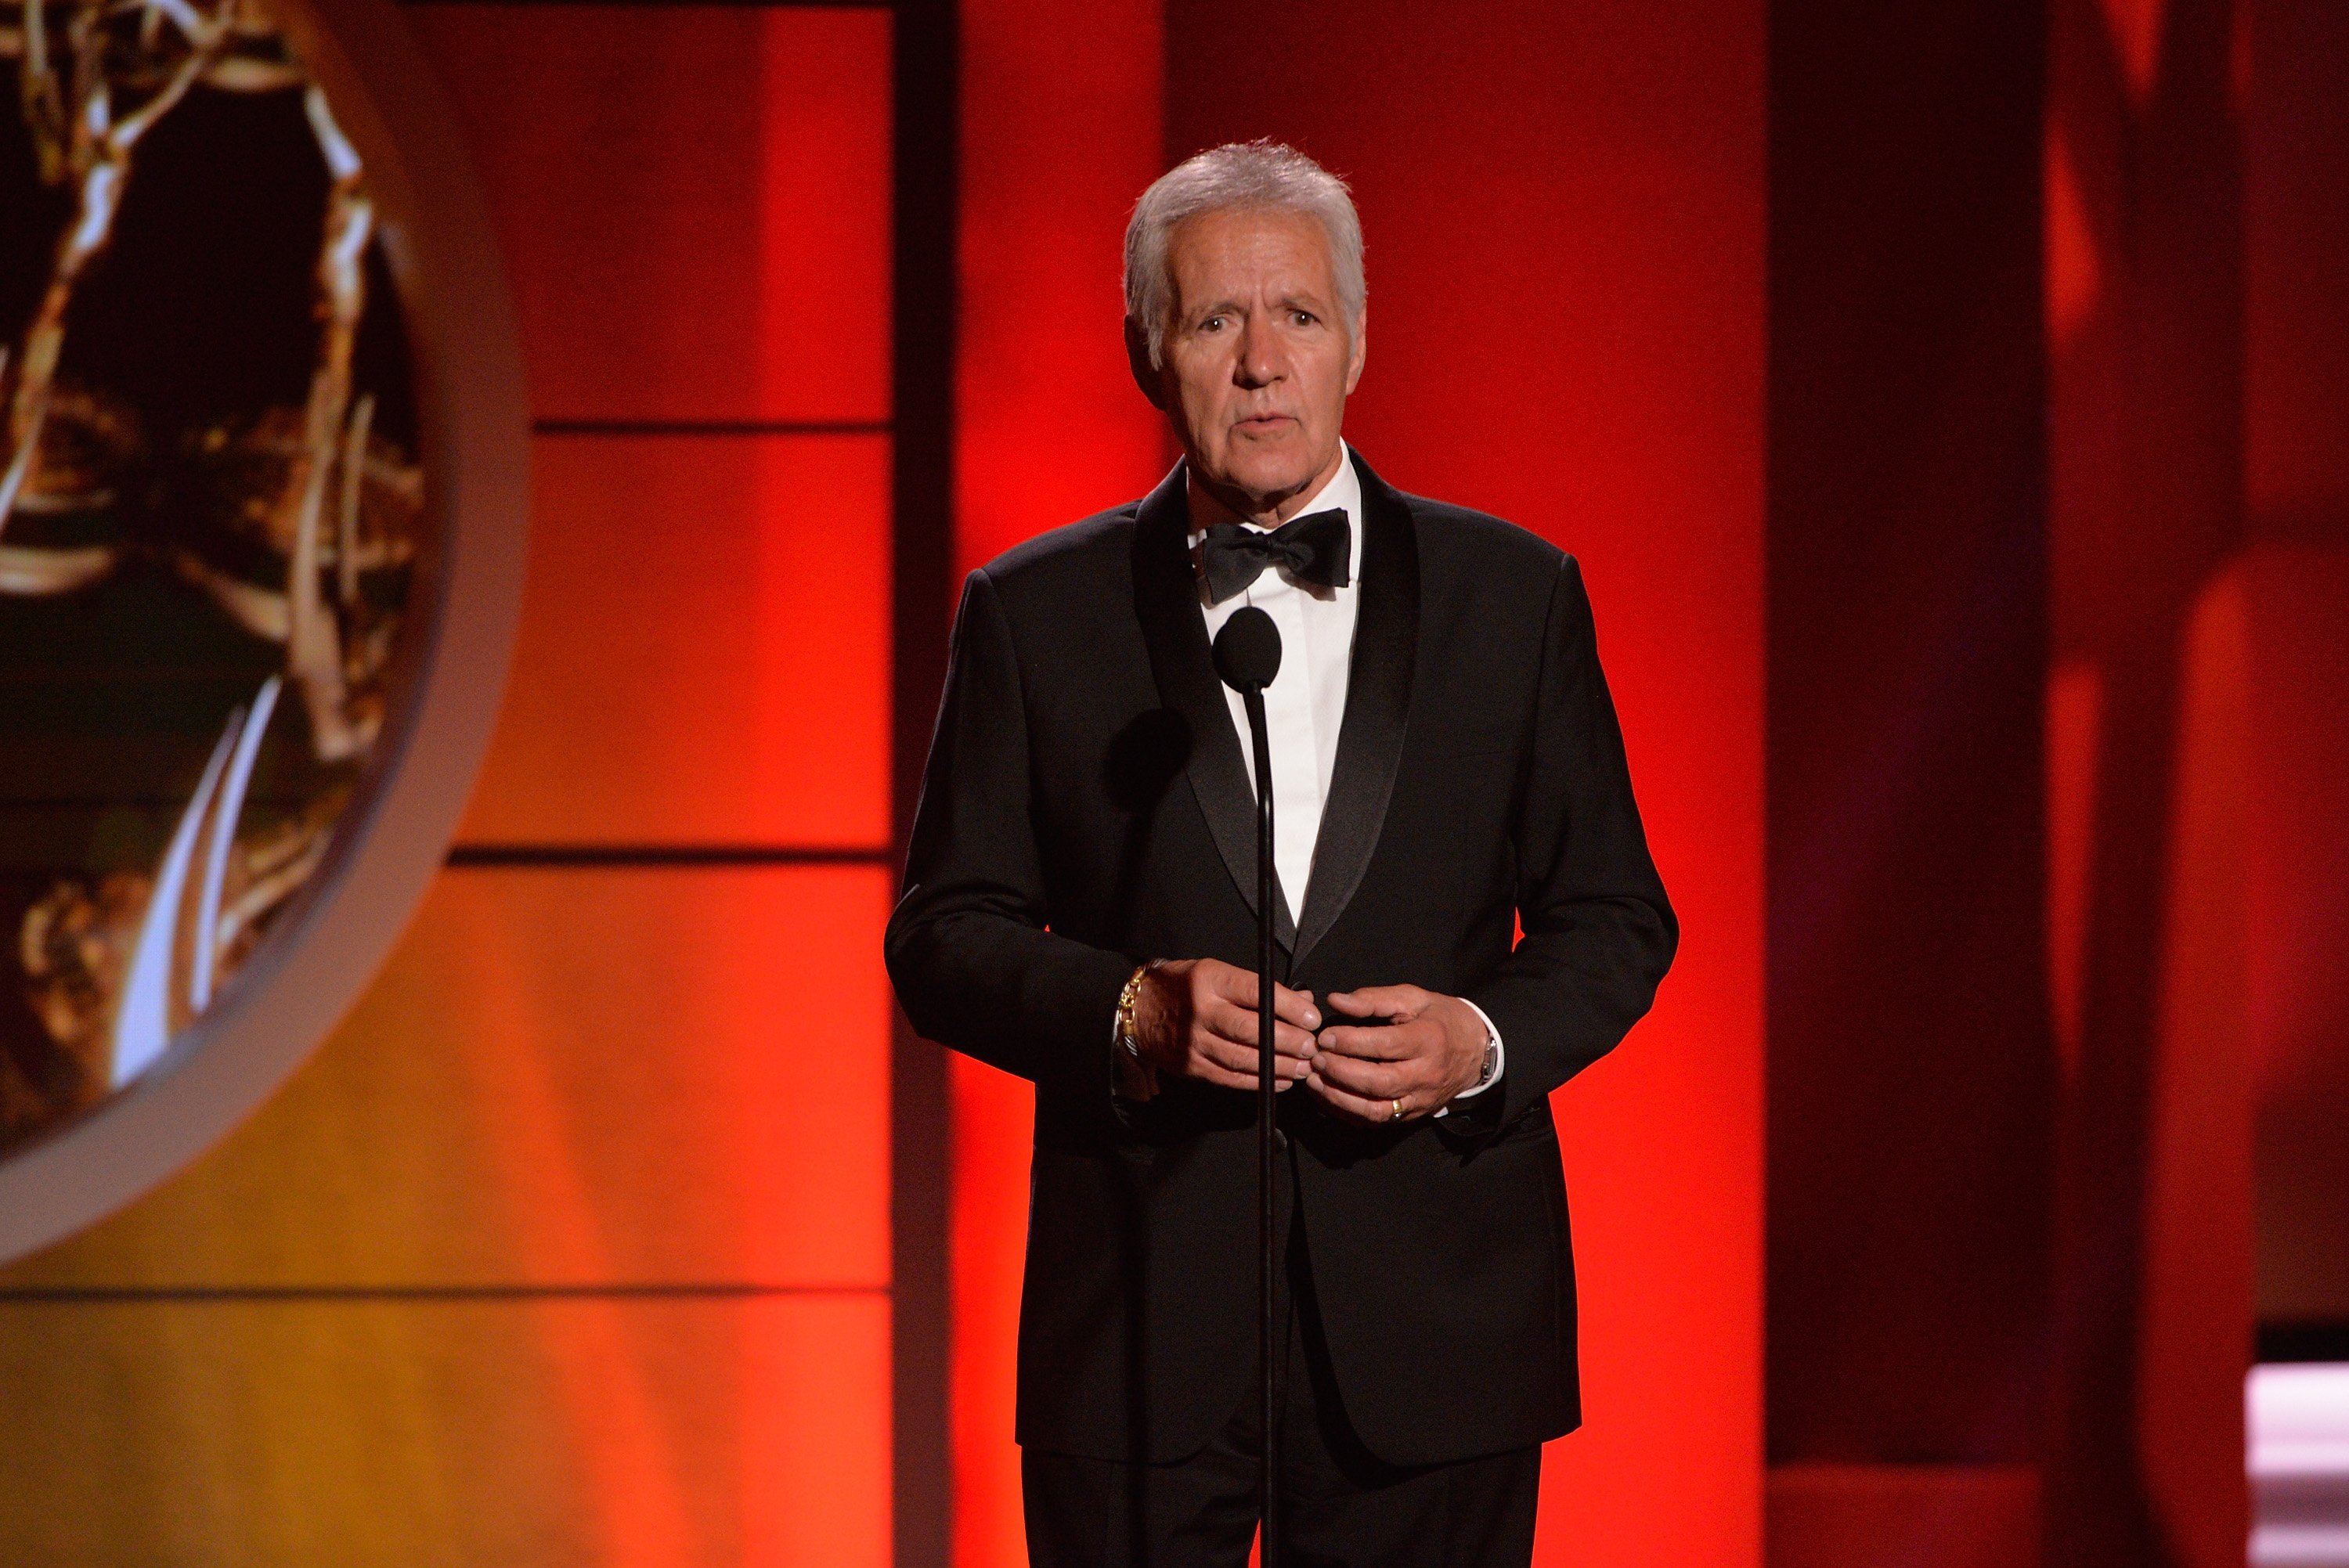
[1241,685,1279,1568]
[1213,601,1284,1566]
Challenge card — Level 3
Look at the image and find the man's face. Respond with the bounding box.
[1136,206,1366,520]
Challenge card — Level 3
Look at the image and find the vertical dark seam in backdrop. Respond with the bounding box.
[1766,0,2053,1480]
[890,0,957,1560]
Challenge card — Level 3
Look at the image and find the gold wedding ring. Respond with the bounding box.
[1391,1098,1404,1123]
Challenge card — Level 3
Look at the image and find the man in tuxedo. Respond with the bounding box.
[886,141,1676,1566]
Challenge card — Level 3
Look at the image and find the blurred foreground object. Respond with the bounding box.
[2251,1364,2349,1568]
[0,0,421,1148]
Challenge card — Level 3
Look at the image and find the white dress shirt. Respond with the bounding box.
[1187,445,1502,1102]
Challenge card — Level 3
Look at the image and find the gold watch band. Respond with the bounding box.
[1115,961,1153,1059]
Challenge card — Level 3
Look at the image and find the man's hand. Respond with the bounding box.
[1308,985,1489,1124]
[1132,958,1319,1093]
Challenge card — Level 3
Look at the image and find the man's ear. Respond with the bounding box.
[1125,317,1167,409]
[1343,308,1368,396]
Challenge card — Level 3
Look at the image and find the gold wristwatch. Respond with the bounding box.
[1113,961,1160,1101]
[1115,961,1153,1062]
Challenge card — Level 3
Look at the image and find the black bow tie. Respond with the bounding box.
[1199,509,1352,604]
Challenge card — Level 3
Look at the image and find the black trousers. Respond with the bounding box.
[1021,1175,1541,1568]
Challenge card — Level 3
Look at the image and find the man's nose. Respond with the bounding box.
[1233,316,1286,387]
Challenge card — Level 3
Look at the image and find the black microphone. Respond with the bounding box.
[1212,606,1283,693]
[1211,601,1285,1568]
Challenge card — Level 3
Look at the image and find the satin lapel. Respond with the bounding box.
[1293,453,1420,967]
[1130,463,1297,951]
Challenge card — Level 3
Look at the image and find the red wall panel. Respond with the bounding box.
[464,433,892,848]
[1766,1465,2042,1568]
[2245,0,2349,1328]
[410,4,892,425]
[2243,548,2349,1321]
[2137,568,2252,1568]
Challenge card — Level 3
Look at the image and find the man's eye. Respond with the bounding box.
[1200,315,1225,332]
[1292,311,1317,326]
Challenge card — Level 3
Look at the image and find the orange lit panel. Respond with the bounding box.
[0,1292,889,1566]
[948,1054,1034,1568]
[2,865,893,1291]
[463,433,890,848]
[737,1293,895,1567]
[408,5,891,424]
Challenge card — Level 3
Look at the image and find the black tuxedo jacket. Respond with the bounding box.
[886,451,1676,1468]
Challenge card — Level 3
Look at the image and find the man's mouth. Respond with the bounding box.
[1234,414,1297,434]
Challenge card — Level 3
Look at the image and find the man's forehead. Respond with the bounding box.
[1167,208,1338,293]
[1171,205,1330,254]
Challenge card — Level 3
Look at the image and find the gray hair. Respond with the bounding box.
[1123,140,1366,369]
